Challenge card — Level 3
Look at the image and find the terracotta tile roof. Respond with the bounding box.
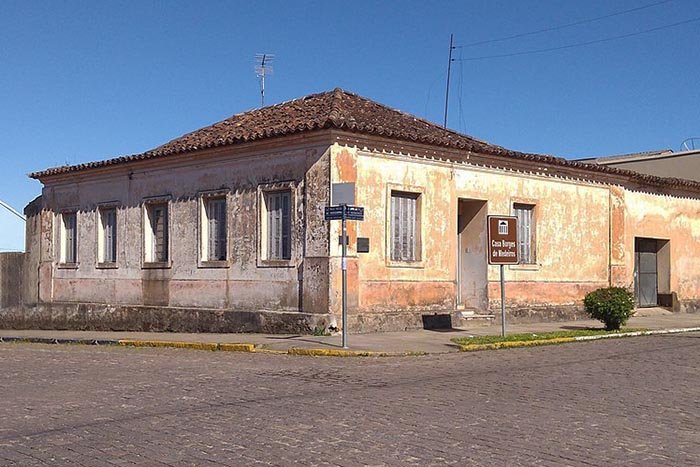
[28,88,700,195]
[30,88,503,178]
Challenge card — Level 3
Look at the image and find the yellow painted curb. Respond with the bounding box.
[118,340,219,351]
[255,348,288,355]
[459,337,577,352]
[288,347,390,357]
[117,340,257,352]
[218,343,256,352]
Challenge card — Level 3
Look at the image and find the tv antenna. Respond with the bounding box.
[255,53,274,107]
[0,199,25,221]
[680,137,700,151]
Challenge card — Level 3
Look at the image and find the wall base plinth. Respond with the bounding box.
[0,303,332,334]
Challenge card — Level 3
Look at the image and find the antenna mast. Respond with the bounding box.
[443,34,455,128]
[255,53,274,107]
[0,199,26,221]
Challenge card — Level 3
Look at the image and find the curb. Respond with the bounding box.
[287,347,426,358]
[0,336,257,353]
[459,337,576,352]
[3,326,699,357]
[0,336,119,346]
[117,340,257,352]
[0,336,423,357]
[458,326,700,352]
[572,327,700,341]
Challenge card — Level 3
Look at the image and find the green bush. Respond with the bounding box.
[583,287,635,330]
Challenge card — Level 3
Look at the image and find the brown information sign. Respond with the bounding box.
[487,215,519,265]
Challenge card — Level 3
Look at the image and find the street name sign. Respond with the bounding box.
[345,206,364,221]
[324,206,345,220]
[487,215,519,265]
[324,205,364,221]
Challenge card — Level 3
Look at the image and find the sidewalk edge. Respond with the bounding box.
[459,326,700,352]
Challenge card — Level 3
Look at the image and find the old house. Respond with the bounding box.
[4,88,700,333]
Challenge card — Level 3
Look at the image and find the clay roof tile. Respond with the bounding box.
[28,88,700,195]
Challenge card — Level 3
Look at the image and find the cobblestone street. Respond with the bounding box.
[1,333,698,466]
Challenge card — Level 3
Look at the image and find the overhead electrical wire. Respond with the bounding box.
[461,0,674,47]
[456,16,700,61]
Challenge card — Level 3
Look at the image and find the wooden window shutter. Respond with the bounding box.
[391,194,400,261]
[266,191,291,261]
[103,209,116,263]
[151,204,168,262]
[281,192,291,260]
[514,204,535,264]
[216,199,226,260]
[207,198,226,261]
[391,192,418,262]
[64,213,76,263]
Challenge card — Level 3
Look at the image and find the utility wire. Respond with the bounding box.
[461,0,674,47]
[456,16,700,61]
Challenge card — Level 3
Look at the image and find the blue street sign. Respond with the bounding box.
[325,205,364,221]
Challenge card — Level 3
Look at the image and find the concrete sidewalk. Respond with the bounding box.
[1,309,698,354]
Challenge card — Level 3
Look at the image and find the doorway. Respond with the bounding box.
[456,199,488,311]
[634,237,670,307]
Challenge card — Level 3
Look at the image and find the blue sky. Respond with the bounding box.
[1,0,699,251]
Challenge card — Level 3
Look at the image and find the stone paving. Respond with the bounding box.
[1,333,699,465]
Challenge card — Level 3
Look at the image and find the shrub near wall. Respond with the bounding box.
[583,287,635,330]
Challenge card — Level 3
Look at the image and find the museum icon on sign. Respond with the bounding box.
[498,220,508,235]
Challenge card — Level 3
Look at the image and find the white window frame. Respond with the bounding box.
[58,210,78,266]
[142,196,171,268]
[386,185,423,267]
[97,204,118,267]
[258,182,296,267]
[198,190,230,267]
[513,202,536,265]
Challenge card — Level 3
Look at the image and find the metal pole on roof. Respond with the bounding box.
[0,199,25,222]
[443,33,455,129]
[255,53,274,107]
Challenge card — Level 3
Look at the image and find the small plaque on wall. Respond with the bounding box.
[357,237,370,253]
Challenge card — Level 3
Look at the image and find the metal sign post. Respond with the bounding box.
[325,203,365,349]
[487,216,519,337]
[340,204,348,349]
[500,264,506,337]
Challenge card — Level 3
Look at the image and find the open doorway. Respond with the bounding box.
[634,237,670,307]
[456,199,488,312]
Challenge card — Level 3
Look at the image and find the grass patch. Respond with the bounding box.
[451,328,646,346]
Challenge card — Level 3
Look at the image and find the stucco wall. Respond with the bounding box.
[622,189,700,311]
[329,144,612,326]
[17,136,700,333]
[36,140,332,320]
